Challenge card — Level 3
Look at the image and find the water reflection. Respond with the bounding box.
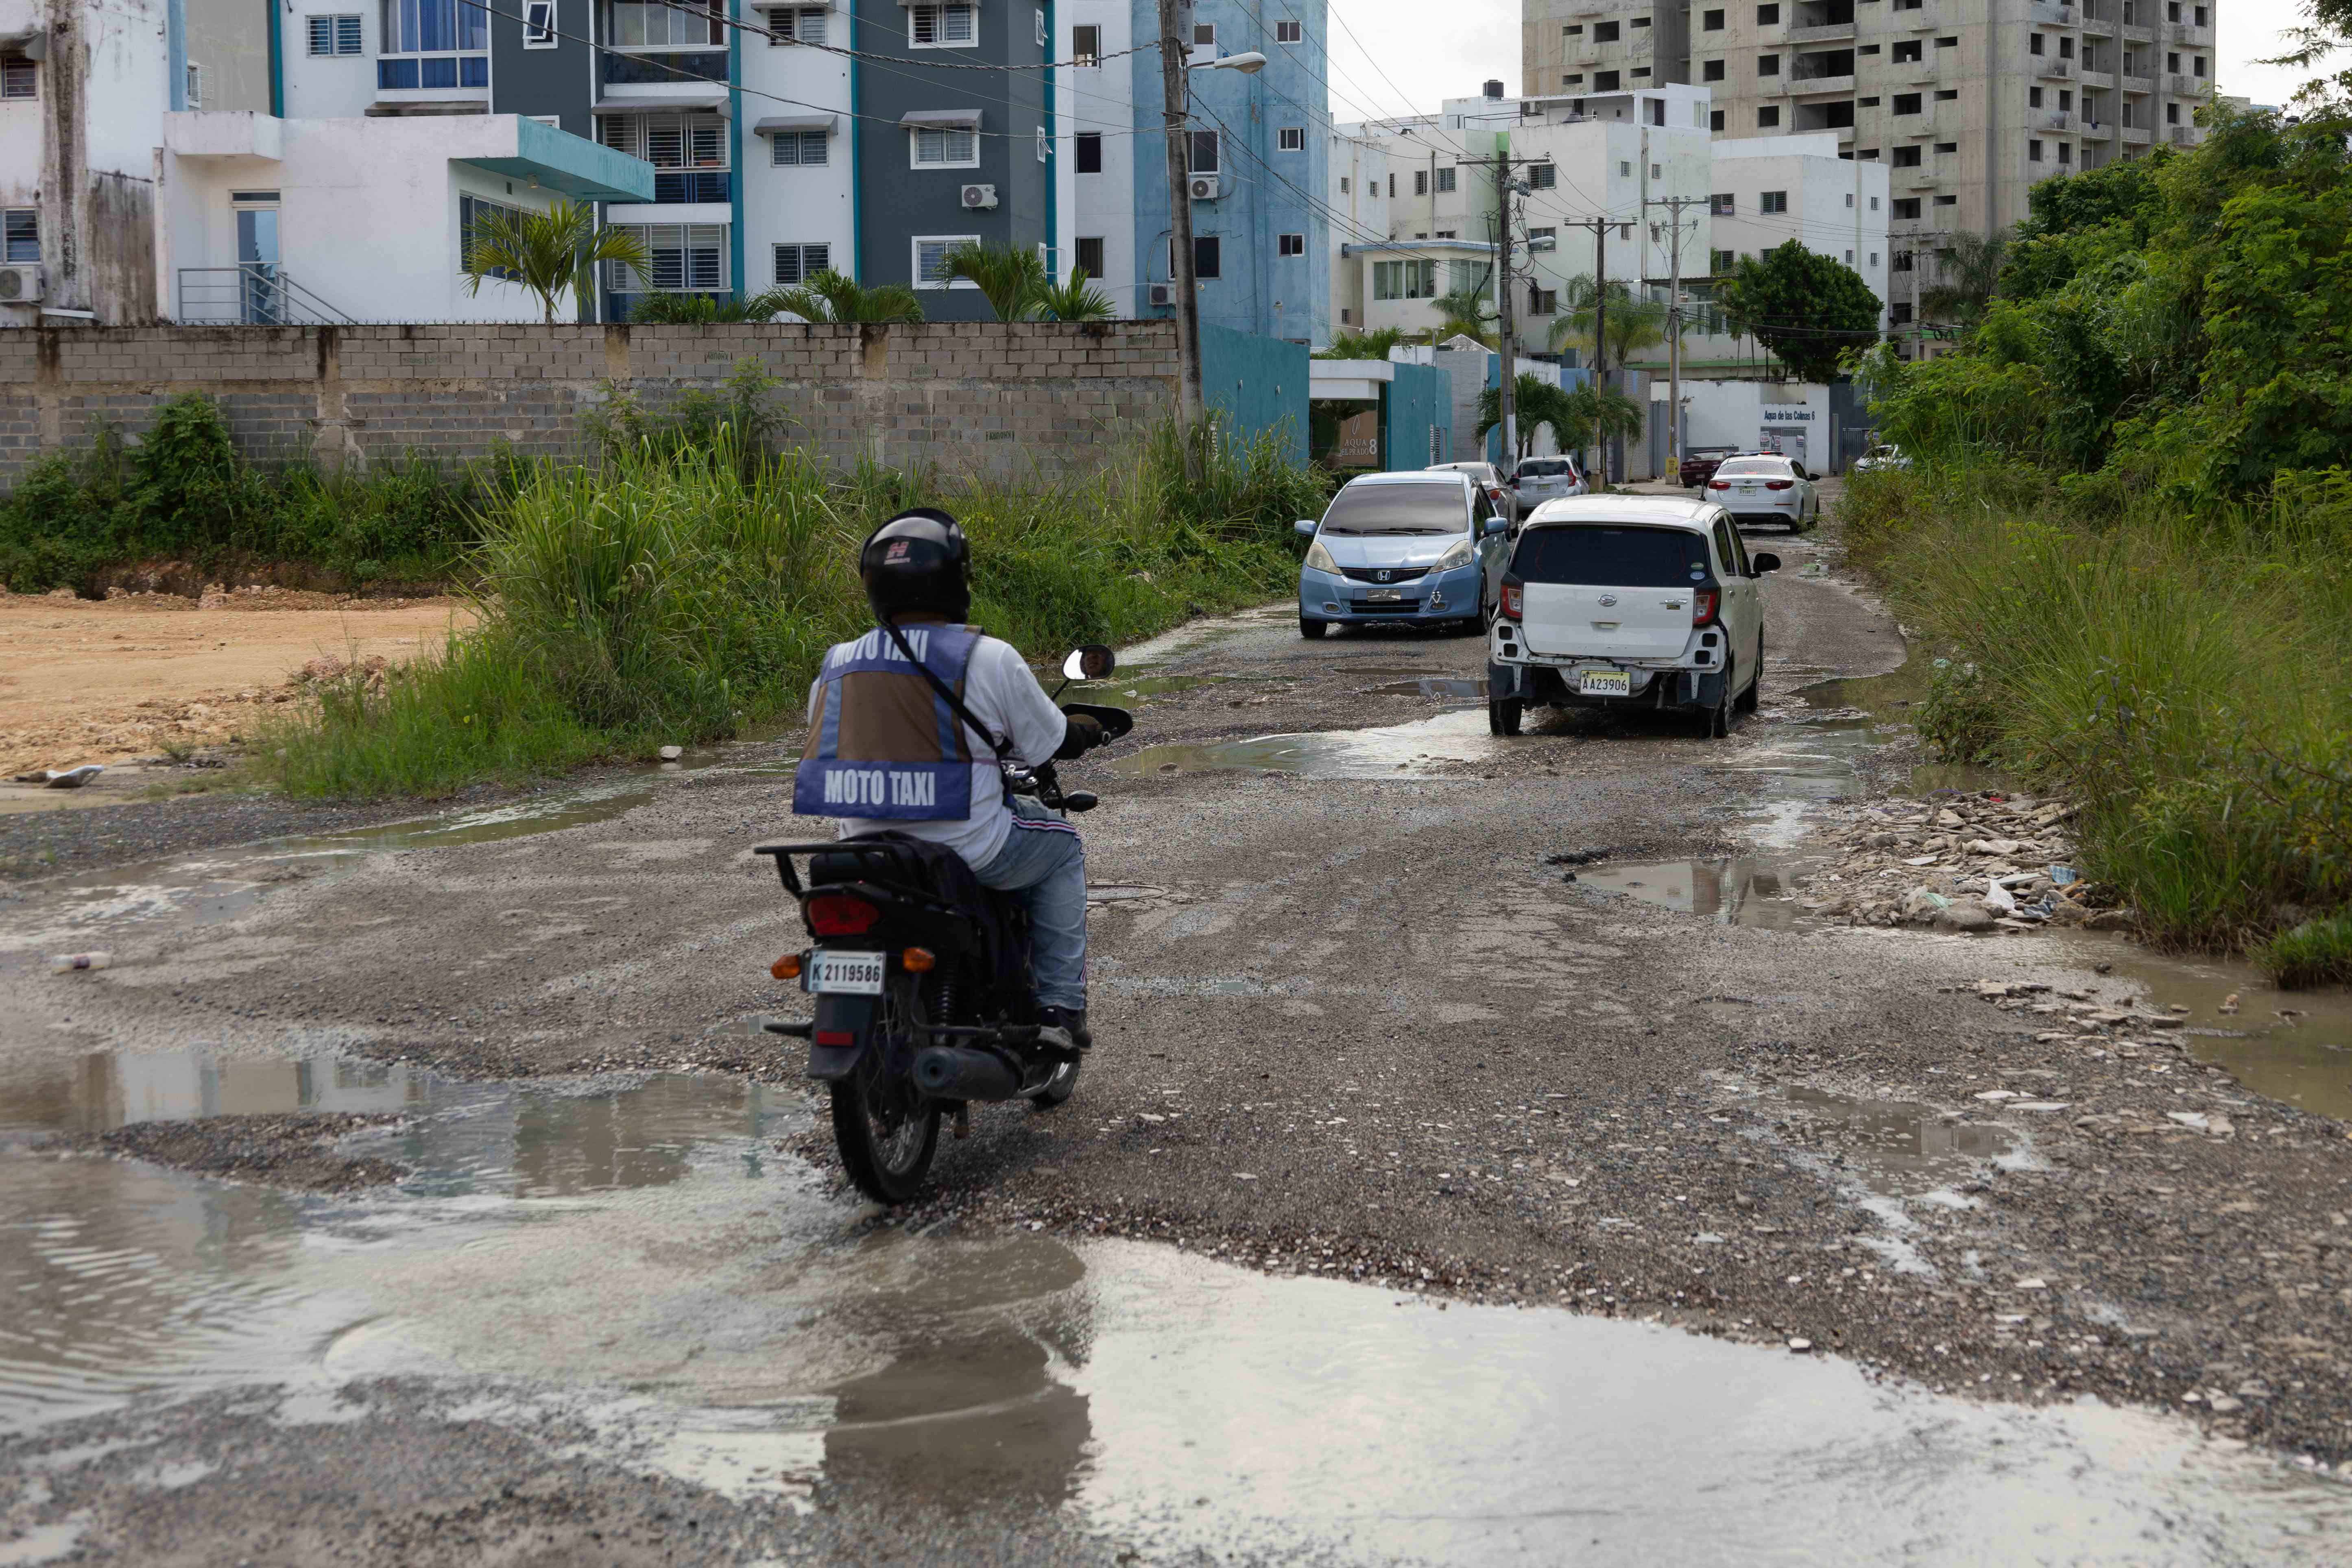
[1577,857,1810,931]
[1113,707,1499,779]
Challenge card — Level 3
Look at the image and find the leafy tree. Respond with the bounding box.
[460,201,648,325]
[628,290,794,324]
[940,241,1047,321]
[1920,230,2012,332]
[1714,242,1882,382]
[771,270,925,324]
[1546,275,1671,368]
[1428,280,1497,347]
[1030,268,1115,322]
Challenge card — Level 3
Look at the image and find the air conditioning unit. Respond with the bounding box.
[0,265,43,303]
[1147,282,1174,307]
[1188,173,1220,201]
[960,183,998,209]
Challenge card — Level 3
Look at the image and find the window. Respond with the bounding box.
[1279,126,1305,152]
[766,6,826,43]
[1702,6,1724,26]
[1276,18,1301,42]
[1711,248,1735,273]
[1070,23,1099,63]
[1192,21,1214,44]
[379,0,490,87]
[1074,236,1104,277]
[1703,58,1724,81]
[1893,38,1919,63]
[1632,13,1649,24]
[1413,170,1427,196]
[308,14,365,54]
[1870,194,1879,209]
[1528,225,1555,247]
[1710,192,1733,215]
[1564,22,1582,33]
[1563,73,1583,86]
[185,62,205,107]
[605,222,727,292]
[602,0,719,48]
[1710,109,1725,131]
[1935,87,1957,99]
[3,209,37,263]
[1192,236,1220,278]
[1594,70,1620,90]
[1756,52,1779,75]
[773,242,829,284]
[914,235,978,286]
[1074,131,1102,172]
[1337,175,1348,194]
[1529,163,1555,189]
[1529,287,1556,314]
[1188,129,1219,173]
[1758,191,1787,214]
[1933,193,1956,205]
[770,129,827,165]
[1756,105,1780,126]
[1859,96,1878,107]
[1386,174,1394,197]
[601,110,727,169]
[912,124,978,165]
[1892,144,1920,167]
[2165,101,2179,124]
[1594,19,1619,40]
[1890,301,1913,325]
[520,0,556,43]
[2030,31,2045,55]
[1757,2,1778,20]
[2166,50,2178,72]
[1036,124,1047,161]
[1372,259,1437,299]
[2029,85,2043,108]
[1933,140,1956,153]
[1435,166,1455,192]
[2058,142,2072,164]
[1036,7,1045,45]
[2194,55,2206,76]
[1434,229,1455,239]
[1935,33,1956,46]
[908,3,975,45]
[1278,232,1305,257]
[1892,92,1921,114]
[1892,196,1921,218]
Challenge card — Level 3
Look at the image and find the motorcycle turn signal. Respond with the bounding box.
[771,951,804,980]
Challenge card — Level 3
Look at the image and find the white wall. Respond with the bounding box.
[1678,378,1834,470]
[1706,134,1891,328]
[1324,129,1387,336]
[284,1,384,118]
[740,22,853,292]
[1062,0,1132,311]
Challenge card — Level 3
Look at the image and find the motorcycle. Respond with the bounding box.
[756,644,1132,1204]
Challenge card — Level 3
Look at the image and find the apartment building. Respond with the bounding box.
[1525,0,2217,351]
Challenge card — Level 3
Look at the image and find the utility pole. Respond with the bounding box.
[1493,151,1517,465]
[1592,218,1607,486]
[1158,0,1203,459]
[1645,195,1702,484]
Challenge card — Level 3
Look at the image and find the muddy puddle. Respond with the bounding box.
[1783,1086,2021,1195]
[1370,676,1488,699]
[2,1063,2347,1560]
[1113,706,1501,779]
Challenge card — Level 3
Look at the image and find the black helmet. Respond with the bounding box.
[860,508,971,624]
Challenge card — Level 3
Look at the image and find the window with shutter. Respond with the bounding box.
[774,242,829,284]
[3,209,38,262]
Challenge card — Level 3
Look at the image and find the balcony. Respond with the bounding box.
[2080,7,2115,34]
[2168,73,2204,95]
[2038,110,2071,130]
[2167,125,2198,145]
[652,168,730,202]
[2167,22,2212,45]
[2121,72,2152,92]
[2033,56,2073,79]
[2027,0,2075,24]
[2121,123,2151,143]
[1789,21,1857,43]
[2079,66,2114,88]
[602,49,727,85]
[1788,72,1855,95]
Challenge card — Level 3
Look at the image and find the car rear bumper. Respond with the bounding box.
[1300,563,1482,624]
[1486,621,1735,708]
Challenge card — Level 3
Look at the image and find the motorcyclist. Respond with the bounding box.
[793,509,1104,1054]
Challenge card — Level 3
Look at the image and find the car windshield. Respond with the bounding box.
[1512,526,1710,587]
[1320,484,1467,535]
[1517,460,1569,477]
[1716,458,1791,477]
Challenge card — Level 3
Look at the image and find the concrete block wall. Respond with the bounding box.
[0,321,1185,487]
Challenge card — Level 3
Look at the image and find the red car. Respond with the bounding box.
[1680,447,1740,489]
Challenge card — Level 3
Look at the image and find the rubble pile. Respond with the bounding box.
[1781,790,2132,936]
[1960,979,2259,1140]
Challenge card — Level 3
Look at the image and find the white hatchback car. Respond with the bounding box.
[1509,454,1587,513]
[1486,497,1780,739]
[1705,454,1819,532]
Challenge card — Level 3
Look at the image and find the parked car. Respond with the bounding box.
[1510,454,1586,513]
[1425,461,1519,528]
[1704,453,1819,532]
[1679,446,1740,490]
[1853,443,1911,474]
[1296,471,1511,639]
[1486,496,1779,739]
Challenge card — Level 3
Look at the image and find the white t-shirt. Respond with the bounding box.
[804,629,1070,867]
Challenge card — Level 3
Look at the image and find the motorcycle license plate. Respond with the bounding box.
[1578,669,1631,697]
[1363,588,1404,602]
[807,951,885,995]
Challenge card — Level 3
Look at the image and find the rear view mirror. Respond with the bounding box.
[1063,645,1116,681]
[1752,552,1781,574]
[1484,516,1508,535]
[1294,519,1318,538]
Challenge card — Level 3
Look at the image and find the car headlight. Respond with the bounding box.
[1304,538,1341,576]
[1431,538,1475,573]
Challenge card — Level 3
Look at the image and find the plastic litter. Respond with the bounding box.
[50,951,113,973]
[2048,864,2079,886]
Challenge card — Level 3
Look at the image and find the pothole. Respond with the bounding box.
[1111,708,1499,779]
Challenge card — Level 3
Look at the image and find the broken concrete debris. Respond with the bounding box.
[1784,791,2128,936]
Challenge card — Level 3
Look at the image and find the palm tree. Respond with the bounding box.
[1920,230,2010,331]
[460,200,647,325]
[771,270,925,325]
[1475,374,1577,460]
[1314,327,1407,360]
[1546,275,1673,369]
[940,241,1047,321]
[628,289,794,324]
[1563,380,1646,488]
[1030,268,1116,322]
[1427,281,1497,347]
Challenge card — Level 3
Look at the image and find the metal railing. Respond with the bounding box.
[176,265,356,326]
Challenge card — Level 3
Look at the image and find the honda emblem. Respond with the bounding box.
[1375,569,1392,583]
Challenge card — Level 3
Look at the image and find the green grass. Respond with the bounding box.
[259,421,1327,800]
[2252,915,2352,990]
[1841,462,2352,975]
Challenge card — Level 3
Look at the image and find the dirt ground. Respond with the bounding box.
[0,588,470,782]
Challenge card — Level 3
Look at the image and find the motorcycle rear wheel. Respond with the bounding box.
[829,977,940,1204]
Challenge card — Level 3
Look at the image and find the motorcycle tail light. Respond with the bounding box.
[1692,590,1719,625]
[771,952,804,980]
[815,1030,854,1047]
[1765,479,1794,491]
[1499,578,1523,620]
[807,893,881,936]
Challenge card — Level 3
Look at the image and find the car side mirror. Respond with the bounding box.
[1752,553,1781,575]
[1484,516,1508,535]
[1062,644,1116,681]
[1294,519,1318,538]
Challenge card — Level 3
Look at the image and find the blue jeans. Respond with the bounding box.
[971,798,1087,1013]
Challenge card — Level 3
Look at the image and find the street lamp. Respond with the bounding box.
[1195,50,1266,72]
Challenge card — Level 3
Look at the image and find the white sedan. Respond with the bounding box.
[1704,454,1818,532]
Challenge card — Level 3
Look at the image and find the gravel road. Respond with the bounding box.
[3,505,2348,1563]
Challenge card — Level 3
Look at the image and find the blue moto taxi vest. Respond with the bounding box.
[792,623,986,820]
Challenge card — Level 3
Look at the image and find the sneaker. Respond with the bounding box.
[1034,1007,1091,1057]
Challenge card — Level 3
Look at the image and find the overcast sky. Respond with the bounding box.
[1322,0,2330,122]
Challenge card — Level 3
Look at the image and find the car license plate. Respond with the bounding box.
[807,950,885,995]
[1738,483,1758,493]
[1579,669,1631,697]
[1363,588,1404,602]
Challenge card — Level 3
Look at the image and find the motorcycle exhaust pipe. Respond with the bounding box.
[912,1045,1024,1102]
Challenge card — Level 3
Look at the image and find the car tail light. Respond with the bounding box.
[1692,590,1719,625]
[1708,479,1730,491]
[806,893,881,936]
[1499,578,1523,620]
[1765,479,1793,491]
